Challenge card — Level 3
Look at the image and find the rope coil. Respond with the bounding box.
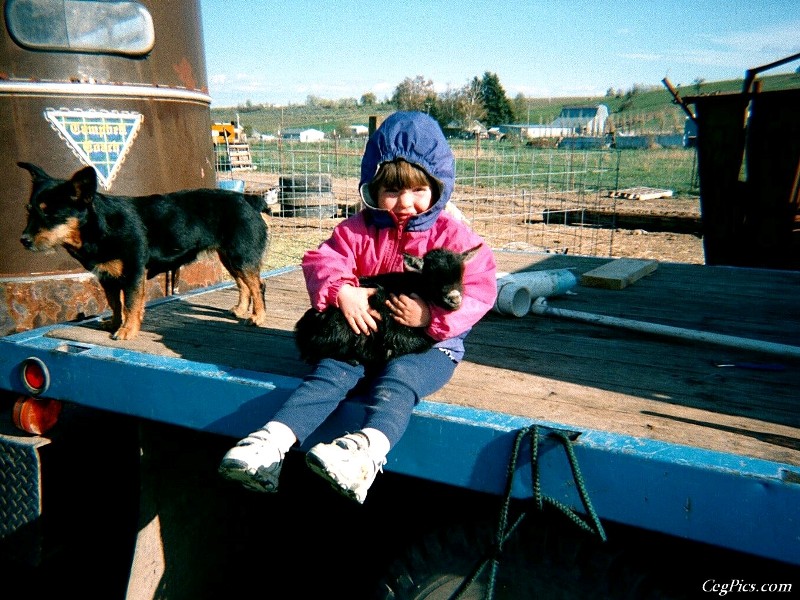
[451,424,606,600]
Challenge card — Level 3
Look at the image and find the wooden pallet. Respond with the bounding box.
[227,143,255,171]
[608,187,673,200]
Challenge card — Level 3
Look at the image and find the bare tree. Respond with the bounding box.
[459,77,486,125]
[434,86,463,126]
[392,76,436,111]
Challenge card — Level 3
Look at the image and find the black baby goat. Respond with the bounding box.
[294,245,482,367]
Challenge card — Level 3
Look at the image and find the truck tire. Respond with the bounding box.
[374,513,686,600]
[279,174,333,194]
[374,521,493,600]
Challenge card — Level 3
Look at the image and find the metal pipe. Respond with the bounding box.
[662,77,696,122]
[530,298,800,359]
[742,51,800,94]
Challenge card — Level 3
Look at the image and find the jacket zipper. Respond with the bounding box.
[379,222,406,273]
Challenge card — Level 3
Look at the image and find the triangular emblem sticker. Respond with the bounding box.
[44,108,143,189]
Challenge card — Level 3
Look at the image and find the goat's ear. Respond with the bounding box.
[461,244,483,262]
[403,253,425,273]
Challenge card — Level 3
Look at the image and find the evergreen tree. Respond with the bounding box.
[480,72,515,126]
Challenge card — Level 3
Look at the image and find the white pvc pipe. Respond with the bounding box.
[493,269,578,317]
[530,298,800,359]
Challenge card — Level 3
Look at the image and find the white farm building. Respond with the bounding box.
[349,125,369,136]
[281,127,325,143]
[501,104,610,140]
[550,105,609,135]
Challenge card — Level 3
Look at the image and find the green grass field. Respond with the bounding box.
[211,72,799,137]
[240,139,699,197]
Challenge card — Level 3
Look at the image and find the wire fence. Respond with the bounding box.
[215,138,703,269]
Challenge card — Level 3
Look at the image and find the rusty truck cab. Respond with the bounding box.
[0,0,220,336]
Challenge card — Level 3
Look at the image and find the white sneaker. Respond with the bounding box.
[218,429,284,493]
[305,432,385,504]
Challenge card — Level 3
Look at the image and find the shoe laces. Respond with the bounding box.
[335,432,369,451]
[335,433,385,471]
[238,429,283,456]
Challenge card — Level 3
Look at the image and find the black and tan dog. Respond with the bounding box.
[19,162,270,340]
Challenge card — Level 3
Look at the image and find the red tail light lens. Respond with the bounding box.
[13,358,60,434]
[12,396,62,435]
[20,357,49,395]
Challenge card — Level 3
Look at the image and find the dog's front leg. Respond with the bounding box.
[98,279,123,332]
[230,273,252,319]
[113,275,146,340]
[241,271,267,327]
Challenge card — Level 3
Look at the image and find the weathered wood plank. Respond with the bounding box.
[579,258,658,289]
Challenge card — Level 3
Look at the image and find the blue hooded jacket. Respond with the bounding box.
[359,111,455,232]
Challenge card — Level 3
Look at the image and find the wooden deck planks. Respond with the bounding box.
[48,251,800,467]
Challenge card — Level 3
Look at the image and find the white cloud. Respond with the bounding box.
[713,20,800,55]
[697,20,800,70]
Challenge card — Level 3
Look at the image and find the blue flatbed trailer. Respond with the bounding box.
[1,251,798,596]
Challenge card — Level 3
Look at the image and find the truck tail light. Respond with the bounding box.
[13,396,62,435]
[13,357,61,434]
[20,357,49,395]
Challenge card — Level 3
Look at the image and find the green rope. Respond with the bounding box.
[534,428,606,541]
[449,424,606,600]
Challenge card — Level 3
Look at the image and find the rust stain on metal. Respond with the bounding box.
[1,257,232,336]
[172,57,197,90]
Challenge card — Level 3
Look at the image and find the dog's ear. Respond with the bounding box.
[70,167,98,204]
[18,162,50,181]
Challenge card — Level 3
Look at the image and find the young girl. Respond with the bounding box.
[219,111,497,503]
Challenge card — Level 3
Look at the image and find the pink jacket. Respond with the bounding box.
[301,210,497,362]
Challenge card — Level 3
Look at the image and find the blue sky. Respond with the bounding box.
[200,0,800,107]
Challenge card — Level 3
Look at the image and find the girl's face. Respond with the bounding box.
[377,184,433,221]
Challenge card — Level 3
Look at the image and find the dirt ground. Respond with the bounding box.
[597,195,703,263]
[487,227,705,265]
[601,229,703,264]
[556,194,704,264]
[449,189,705,265]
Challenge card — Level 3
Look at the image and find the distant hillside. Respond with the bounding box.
[211,104,389,138]
[211,72,799,137]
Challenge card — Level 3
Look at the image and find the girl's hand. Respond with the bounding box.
[386,293,430,328]
[337,284,381,335]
